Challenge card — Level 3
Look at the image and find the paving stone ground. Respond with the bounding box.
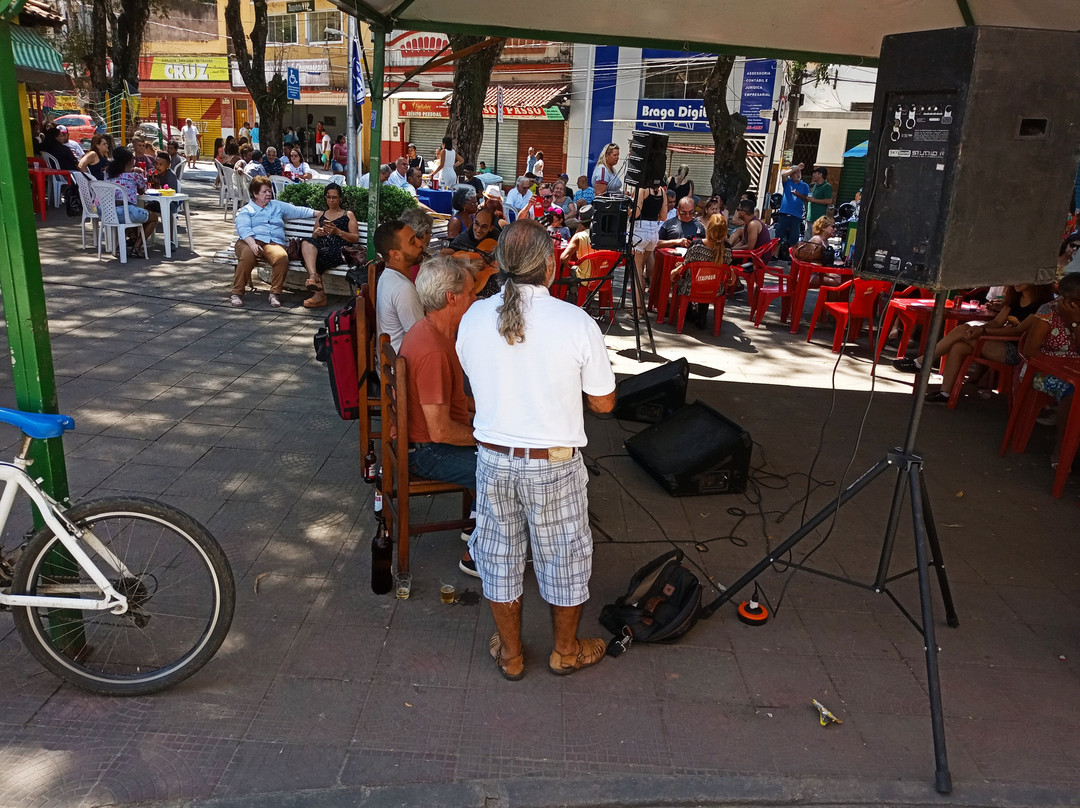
[0,166,1078,808]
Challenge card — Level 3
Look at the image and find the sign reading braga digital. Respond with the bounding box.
[637,59,777,134]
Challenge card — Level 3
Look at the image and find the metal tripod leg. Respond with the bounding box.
[917,466,958,627]
[907,462,952,793]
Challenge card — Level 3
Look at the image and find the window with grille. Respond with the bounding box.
[642,60,714,100]
[306,11,342,43]
[268,14,298,45]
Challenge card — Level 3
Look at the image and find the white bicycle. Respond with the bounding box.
[0,407,235,695]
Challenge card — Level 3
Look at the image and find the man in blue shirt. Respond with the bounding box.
[261,146,285,176]
[776,162,811,257]
[231,175,316,308]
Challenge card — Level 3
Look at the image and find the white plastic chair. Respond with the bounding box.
[235,173,251,206]
[270,175,291,198]
[221,165,240,221]
[214,159,226,207]
[69,172,101,249]
[90,180,149,264]
[174,163,185,194]
[41,152,70,208]
[331,174,347,185]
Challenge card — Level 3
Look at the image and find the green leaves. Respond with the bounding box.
[277,182,418,222]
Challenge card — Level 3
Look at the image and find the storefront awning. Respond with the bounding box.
[11,25,69,87]
[483,83,565,108]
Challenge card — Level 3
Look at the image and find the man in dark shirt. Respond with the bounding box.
[167,141,184,172]
[39,128,78,171]
[261,146,285,176]
[657,196,705,249]
[446,208,499,253]
[150,152,179,191]
[462,164,485,195]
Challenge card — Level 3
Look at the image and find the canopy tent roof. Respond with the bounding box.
[11,24,68,87]
[329,0,1080,64]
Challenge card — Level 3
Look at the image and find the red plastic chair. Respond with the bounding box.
[672,262,730,336]
[946,334,1023,410]
[1000,352,1080,498]
[574,250,620,322]
[807,278,891,352]
[751,260,796,327]
[732,237,778,314]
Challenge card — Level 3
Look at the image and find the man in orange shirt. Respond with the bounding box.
[398,255,480,575]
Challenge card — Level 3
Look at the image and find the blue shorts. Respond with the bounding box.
[408,442,477,489]
[117,206,149,224]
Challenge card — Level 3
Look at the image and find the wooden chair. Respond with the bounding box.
[672,261,730,336]
[378,335,474,575]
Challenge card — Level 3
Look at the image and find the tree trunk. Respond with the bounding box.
[445,35,504,167]
[110,0,153,99]
[225,0,287,149]
[88,0,109,93]
[781,63,804,163]
[702,54,750,211]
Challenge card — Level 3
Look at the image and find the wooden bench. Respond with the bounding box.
[212,217,449,297]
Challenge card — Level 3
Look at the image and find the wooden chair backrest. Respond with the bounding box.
[378,333,406,499]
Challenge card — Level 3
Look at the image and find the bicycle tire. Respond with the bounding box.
[11,496,235,695]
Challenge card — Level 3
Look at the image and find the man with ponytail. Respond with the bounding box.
[456,220,617,681]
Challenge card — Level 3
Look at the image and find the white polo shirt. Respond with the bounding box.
[386,169,409,188]
[457,285,616,448]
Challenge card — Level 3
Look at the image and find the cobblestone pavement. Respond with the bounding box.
[0,166,1078,807]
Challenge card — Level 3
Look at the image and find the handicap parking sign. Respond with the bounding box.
[287,67,300,101]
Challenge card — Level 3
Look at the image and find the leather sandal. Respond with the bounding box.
[489,632,524,681]
[548,637,606,676]
[305,277,320,290]
[303,290,327,308]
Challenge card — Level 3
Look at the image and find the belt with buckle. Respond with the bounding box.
[479,442,575,462]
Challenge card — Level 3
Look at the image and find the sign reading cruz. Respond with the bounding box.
[147,56,229,82]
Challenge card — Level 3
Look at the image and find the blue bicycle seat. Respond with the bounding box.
[0,408,75,439]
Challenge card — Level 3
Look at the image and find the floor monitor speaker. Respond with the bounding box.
[625,401,751,496]
[612,358,689,423]
[591,195,631,250]
[855,27,1080,290]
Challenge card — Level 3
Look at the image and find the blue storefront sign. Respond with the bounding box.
[739,59,777,134]
[637,99,710,133]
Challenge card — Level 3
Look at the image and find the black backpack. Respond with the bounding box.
[599,549,702,656]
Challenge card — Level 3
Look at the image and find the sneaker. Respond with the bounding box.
[229,295,244,308]
[924,390,950,404]
[268,293,282,308]
[458,551,480,578]
[1035,407,1058,427]
[460,527,473,543]
[893,358,921,373]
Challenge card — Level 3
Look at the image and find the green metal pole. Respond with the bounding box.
[366,24,385,262]
[0,24,70,505]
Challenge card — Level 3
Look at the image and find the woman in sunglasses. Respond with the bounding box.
[284,148,313,182]
[300,183,358,308]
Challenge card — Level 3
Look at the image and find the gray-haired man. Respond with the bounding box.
[504,176,534,217]
[398,256,479,575]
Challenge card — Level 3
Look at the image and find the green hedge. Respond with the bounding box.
[277,182,418,222]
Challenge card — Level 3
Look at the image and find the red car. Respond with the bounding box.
[51,113,103,144]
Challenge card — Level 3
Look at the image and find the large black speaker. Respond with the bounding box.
[591,195,632,250]
[612,358,689,423]
[855,27,1080,290]
[625,401,752,496]
[626,131,669,188]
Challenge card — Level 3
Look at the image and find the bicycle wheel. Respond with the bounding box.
[11,496,235,695]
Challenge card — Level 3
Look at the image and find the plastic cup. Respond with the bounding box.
[395,572,412,600]
[440,584,455,604]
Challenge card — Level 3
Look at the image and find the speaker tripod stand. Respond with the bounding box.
[701,293,958,794]
[578,188,656,360]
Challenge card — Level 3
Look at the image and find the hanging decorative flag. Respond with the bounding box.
[352,38,366,120]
